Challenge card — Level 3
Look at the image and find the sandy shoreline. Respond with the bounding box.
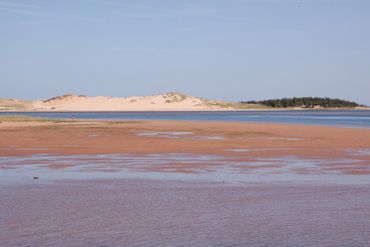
[1,119,369,176]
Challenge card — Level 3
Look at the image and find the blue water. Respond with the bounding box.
[1,110,370,128]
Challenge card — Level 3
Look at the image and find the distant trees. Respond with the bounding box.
[241,97,363,108]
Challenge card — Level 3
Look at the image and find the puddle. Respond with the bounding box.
[347,148,370,156]
[137,131,193,138]
[193,136,225,140]
[136,131,225,140]
[247,137,304,141]
[225,148,294,152]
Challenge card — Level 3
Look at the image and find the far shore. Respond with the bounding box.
[1,107,369,113]
[1,93,367,112]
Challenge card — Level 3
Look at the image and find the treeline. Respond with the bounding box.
[241,97,364,108]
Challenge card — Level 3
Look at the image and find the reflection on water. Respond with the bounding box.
[247,137,304,141]
[1,151,370,246]
[137,131,193,137]
[225,148,295,152]
[348,148,370,156]
[1,110,370,128]
[1,152,370,185]
[1,180,370,246]
[136,131,225,140]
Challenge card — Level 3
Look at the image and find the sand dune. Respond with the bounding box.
[0,98,33,111]
[1,92,259,111]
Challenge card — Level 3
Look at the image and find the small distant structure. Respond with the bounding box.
[301,105,323,109]
[301,105,313,108]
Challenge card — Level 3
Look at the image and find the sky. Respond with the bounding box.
[0,0,369,104]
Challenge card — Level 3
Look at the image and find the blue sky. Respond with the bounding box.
[1,0,369,104]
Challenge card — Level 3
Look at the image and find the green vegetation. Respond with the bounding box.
[0,99,28,110]
[163,92,189,102]
[241,97,365,108]
[0,105,26,110]
[0,115,73,123]
[206,101,268,109]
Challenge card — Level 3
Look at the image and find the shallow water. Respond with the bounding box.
[1,110,370,128]
[1,180,370,247]
[1,151,370,246]
[136,131,225,140]
[1,152,370,185]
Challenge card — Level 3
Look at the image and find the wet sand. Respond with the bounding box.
[0,120,369,176]
[1,120,370,246]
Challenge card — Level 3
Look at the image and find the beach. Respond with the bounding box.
[2,0,370,245]
[1,118,370,246]
[1,119,369,175]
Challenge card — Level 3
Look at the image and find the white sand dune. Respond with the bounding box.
[1,92,253,111]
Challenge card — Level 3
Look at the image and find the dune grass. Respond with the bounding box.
[0,115,73,123]
[0,99,30,111]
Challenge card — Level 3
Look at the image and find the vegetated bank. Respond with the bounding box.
[241,97,366,109]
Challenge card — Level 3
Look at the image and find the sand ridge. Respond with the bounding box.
[1,92,254,112]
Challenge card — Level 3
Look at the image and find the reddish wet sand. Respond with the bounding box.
[0,120,369,175]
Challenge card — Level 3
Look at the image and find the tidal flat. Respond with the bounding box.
[1,118,370,246]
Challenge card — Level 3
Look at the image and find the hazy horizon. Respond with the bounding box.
[1,0,370,105]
